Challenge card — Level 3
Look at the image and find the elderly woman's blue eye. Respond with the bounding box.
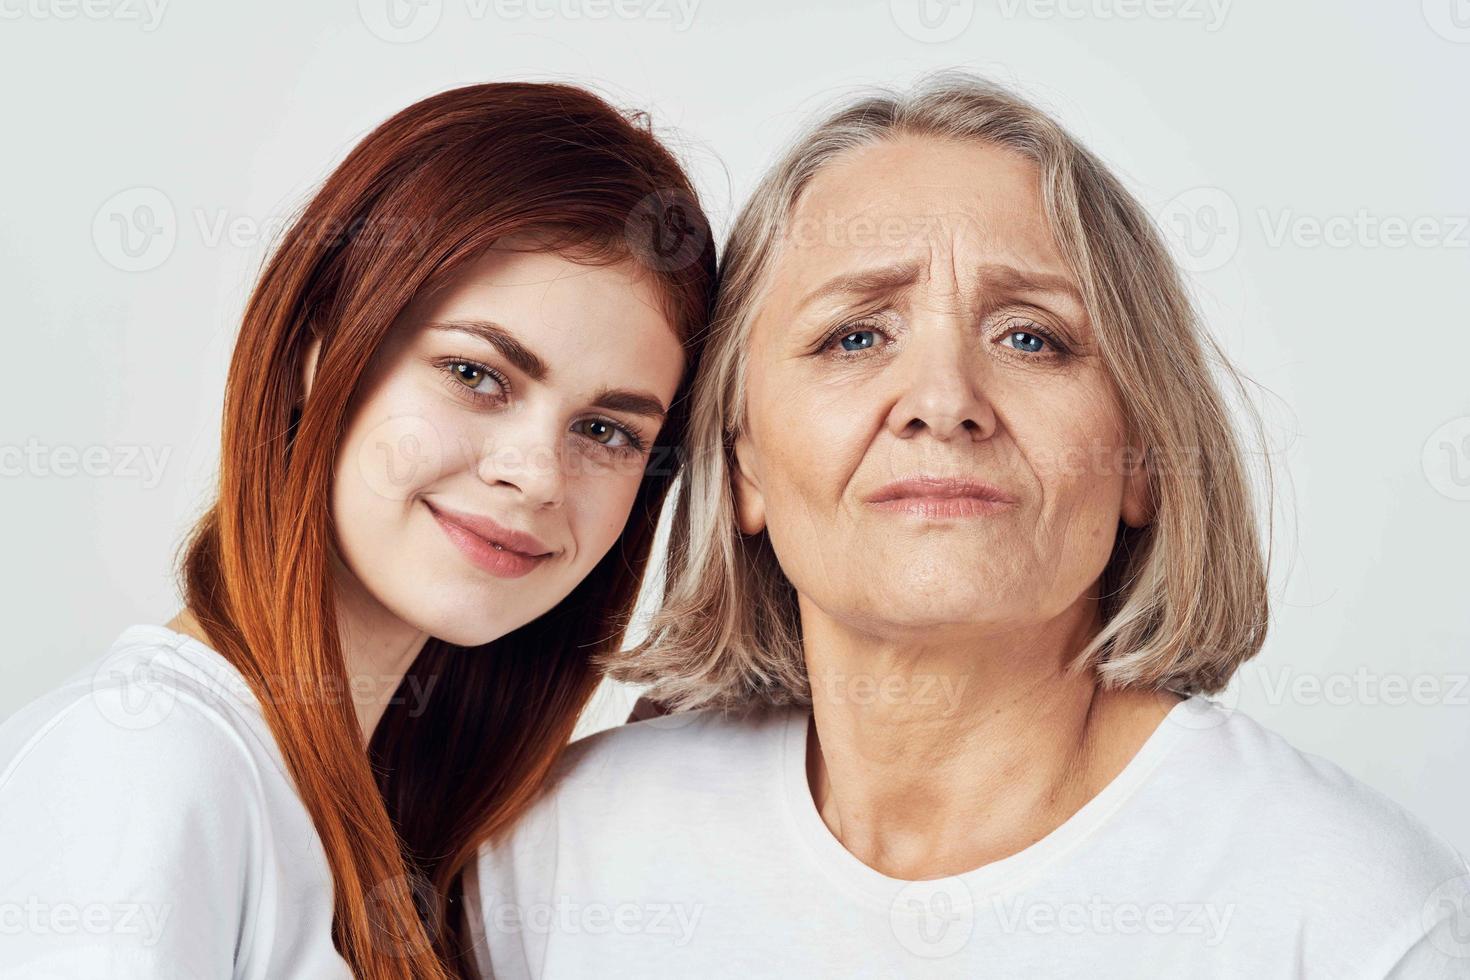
[1008,331,1048,354]
[838,330,878,352]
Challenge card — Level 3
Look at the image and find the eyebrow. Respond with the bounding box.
[431,319,549,382]
[795,260,1084,311]
[973,263,1085,307]
[587,386,668,422]
[429,318,668,421]
[797,260,926,312]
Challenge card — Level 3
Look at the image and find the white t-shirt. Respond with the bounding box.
[0,624,351,979]
[470,695,1470,979]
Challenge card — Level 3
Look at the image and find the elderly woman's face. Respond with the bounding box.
[732,136,1151,638]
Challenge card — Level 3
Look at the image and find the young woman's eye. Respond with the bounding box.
[572,418,646,456]
[439,358,508,402]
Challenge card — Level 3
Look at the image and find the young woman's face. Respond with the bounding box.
[325,243,685,648]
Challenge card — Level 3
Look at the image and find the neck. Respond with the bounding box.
[329,554,429,748]
[800,594,1180,880]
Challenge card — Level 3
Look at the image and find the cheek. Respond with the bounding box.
[336,380,464,507]
[1022,388,1131,561]
[567,461,648,563]
[749,376,866,515]
[329,381,473,582]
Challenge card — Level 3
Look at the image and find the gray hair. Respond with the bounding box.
[599,71,1272,710]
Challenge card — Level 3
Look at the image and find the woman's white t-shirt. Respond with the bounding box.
[470,695,1470,979]
[0,624,351,978]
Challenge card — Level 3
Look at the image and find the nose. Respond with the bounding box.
[474,414,567,509]
[884,319,996,442]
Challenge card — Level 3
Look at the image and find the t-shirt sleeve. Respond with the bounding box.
[0,687,263,978]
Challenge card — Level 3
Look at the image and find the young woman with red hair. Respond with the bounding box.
[0,82,714,979]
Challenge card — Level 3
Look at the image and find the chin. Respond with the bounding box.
[402,591,531,649]
[861,582,1008,626]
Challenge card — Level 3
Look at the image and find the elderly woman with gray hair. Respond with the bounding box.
[467,73,1470,978]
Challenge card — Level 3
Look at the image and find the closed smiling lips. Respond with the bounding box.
[863,476,1017,518]
[425,500,557,578]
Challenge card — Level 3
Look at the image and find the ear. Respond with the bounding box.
[730,430,767,536]
[300,335,323,404]
[1119,443,1155,529]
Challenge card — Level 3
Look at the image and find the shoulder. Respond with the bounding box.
[1165,700,1469,928]
[0,626,286,974]
[552,702,794,800]
[470,703,795,976]
[0,625,275,848]
[478,702,793,858]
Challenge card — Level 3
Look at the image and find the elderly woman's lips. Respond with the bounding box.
[864,477,1015,502]
[869,496,1015,518]
[864,477,1017,518]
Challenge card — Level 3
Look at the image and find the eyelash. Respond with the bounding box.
[817,316,1070,360]
[435,357,648,457]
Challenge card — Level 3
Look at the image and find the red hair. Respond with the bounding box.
[177,82,715,978]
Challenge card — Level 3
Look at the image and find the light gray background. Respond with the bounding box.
[1,0,1466,853]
